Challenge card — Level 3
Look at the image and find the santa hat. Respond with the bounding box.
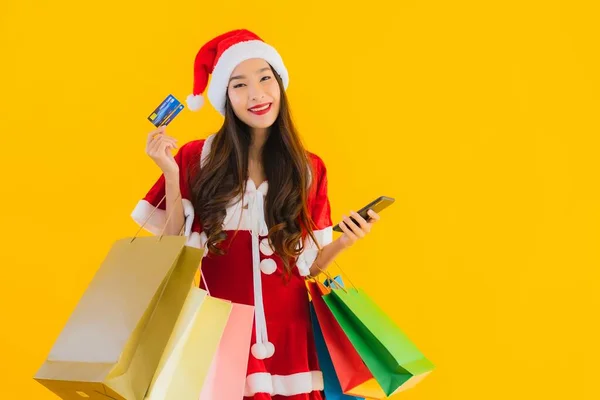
[186,29,289,116]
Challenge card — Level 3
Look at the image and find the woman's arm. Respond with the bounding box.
[163,172,186,235]
[144,126,186,236]
[308,237,347,277]
[308,209,381,277]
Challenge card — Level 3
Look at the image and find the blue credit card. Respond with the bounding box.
[148,94,184,127]
[160,104,184,126]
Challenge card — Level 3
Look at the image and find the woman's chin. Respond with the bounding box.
[243,115,278,129]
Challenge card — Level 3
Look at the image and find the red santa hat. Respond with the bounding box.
[186,29,289,116]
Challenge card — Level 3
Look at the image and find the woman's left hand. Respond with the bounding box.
[337,209,381,249]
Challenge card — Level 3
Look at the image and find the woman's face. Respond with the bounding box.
[227,58,281,129]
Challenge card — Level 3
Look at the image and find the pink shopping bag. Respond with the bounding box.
[199,302,254,400]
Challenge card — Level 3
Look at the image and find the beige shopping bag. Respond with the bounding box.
[34,194,204,400]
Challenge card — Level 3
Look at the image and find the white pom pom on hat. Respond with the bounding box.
[185,94,204,112]
[186,29,289,116]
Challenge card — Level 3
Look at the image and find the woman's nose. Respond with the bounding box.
[249,83,266,101]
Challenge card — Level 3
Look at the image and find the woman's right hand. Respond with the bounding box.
[146,126,179,177]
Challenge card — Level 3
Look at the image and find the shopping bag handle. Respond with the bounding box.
[130,191,213,296]
[331,259,358,291]
[308,257,361,294]
[198,267,211,296]
[310,261,347,293]
[130,191,185,243]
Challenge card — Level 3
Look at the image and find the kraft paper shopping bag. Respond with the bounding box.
[34,234,203,400]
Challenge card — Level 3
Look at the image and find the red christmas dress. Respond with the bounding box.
[131,133,333,399]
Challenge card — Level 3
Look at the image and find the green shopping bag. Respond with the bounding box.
[322,277,434,396]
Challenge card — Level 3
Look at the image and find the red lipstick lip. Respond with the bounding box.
[248,103,271,111]
[248,103,272,115]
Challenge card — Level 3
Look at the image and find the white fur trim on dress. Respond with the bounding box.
[296,226,333,276]
[207,40,289,115]
[244,371,324,397]
[131,198,195,237]
[131,199,164,235]
[181,198,194,236]
[186,230,208,250]
[200,133,214,168]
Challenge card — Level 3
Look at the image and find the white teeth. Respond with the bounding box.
[250,104,270,112]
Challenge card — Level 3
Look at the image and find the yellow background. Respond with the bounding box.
[1,0,599,399]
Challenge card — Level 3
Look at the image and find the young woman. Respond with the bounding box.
[131,29,381,400]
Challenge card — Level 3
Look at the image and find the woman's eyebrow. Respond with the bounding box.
[230,67,272,82]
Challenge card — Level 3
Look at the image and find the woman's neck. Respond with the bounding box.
[249,127,269,162]
[247,127,269,186]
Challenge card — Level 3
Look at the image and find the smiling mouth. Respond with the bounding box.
[248,103,272,115]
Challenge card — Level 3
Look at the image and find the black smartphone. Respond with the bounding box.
[332,196,395,232]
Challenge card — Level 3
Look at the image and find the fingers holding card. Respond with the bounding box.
[145,94,186,176]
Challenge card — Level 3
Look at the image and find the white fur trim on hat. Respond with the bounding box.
[207,40,289,116]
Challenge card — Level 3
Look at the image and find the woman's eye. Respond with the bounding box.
[233,83,246,89]
[261,76,272,82]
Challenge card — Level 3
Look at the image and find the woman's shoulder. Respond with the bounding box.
[305,151,329,199]
[307,150,326,167]
[306,151,328,177]
[175,137,212,168]
[177,138,207,155]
